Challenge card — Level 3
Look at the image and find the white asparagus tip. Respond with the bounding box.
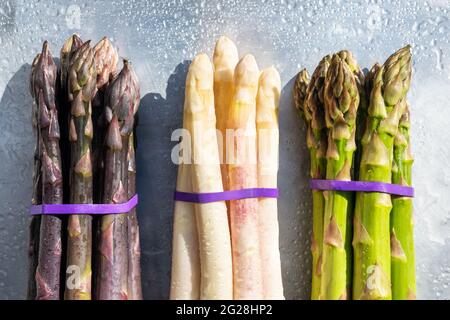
[187,53,213,87]
[259,67,281,92]
[213,36,239,66]
[235,54,260,86]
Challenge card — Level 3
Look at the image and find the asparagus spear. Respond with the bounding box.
[256,67,284,299]
[126,74,143,300]
[170,151,200,299]
[186,54,233,299]
[352,46,412,300]
[61,35,84,91]
[90,37,119,297]
[27,53,42,300]
[92,37,119,203]
[97,60,139,300]
[335,50,366,297]
[228,54,263,299]
[213,36,239,195]
[390,102,416,299]
[292,56,330,300]
[65,42,97,300]
[337,51,366,179]
[320,54,360,300]
[58,34,83,299]
[30,42,63,300]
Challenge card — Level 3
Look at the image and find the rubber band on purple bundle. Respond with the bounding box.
[310,179,414,197]
[30,194,139,215]
[174,188,279,203]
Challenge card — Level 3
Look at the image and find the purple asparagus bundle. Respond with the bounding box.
[65,42,97,300]
[96,60,140,300]
[30,42,63,300]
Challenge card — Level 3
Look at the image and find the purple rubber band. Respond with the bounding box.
[174,188,279,203]
[30,194,139,215]
[310,179,414,197]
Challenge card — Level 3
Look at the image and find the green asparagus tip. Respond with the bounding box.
[382,46,412,106]
[293,68,310,115]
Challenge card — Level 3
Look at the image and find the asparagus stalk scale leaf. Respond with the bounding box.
[97,60,139,300]
[292,55,330,300]
[31,42,63,300]
[390,102,416,300]
[65,41,97,300]
[320,54,360,300]
[352,46,412,300]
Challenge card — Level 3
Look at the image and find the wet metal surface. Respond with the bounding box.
[1,0,450,299]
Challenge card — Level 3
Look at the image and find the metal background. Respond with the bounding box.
[1,0,449,299]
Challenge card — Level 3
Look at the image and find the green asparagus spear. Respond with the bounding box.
[352,46,412,300]
[65,41,97,300]
[97,60,139,300]
[320,54,360,300]
[293,55,330,300]
[391,102,416,299]
[336,50,367,297]
[337,51,366,177]
[31,42,63,300]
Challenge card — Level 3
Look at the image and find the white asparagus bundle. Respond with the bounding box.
[186,54,233,299]
[213,36,239,193]
[256,67,284,299]
[228,54,263,299]
[169,157,200,299]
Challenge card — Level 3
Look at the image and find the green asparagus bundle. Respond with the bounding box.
[391,102,416,300]
[320,54,360,300]
[352,46,412,300]
[65,42,97,300]
[30,42,63,300]
[292,55,330,300]
[97,60,140,300]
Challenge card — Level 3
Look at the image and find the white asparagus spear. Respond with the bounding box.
[228,54,263,299]
[213,36,239,192]
[186,53,233,299]
[170,161,200,299]
[256,67,284,299]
